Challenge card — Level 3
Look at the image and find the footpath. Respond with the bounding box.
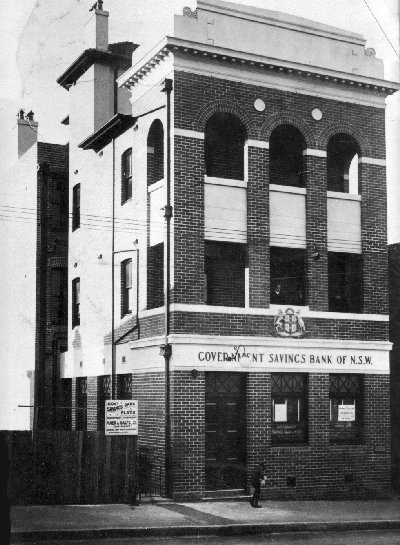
[11,498,400,541]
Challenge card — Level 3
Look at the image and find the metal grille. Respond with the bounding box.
[120,374,132,397]
[271,373,306,394]
[101,376,111,396]
[205,372,245,395]
[78,377,87,395]
[330,374,362,396]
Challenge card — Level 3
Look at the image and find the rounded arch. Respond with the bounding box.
[204,111,247,180]
[147,119,164,185]
[326,132,361,194]
[259,113,316,148]
[192,98,254,136]
[269,124,306,187]
[317,122,371,157]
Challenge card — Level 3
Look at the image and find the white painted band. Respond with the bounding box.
[359,157,386,166]
[303,149,327,157]
[246,139,269,149]
[138,303,389,322]
[204,176,247,188]
[174,128,205,140]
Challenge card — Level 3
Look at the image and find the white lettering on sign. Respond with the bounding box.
[105,400,138,436]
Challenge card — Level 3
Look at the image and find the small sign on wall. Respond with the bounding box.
[338,404,355,422]
[105,400,138,435]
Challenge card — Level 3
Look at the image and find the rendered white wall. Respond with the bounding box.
[0,145,38,430]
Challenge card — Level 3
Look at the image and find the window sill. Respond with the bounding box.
[270,184,306,195]
[327,191,361,201]
[121,197,132,206]
[271,443,309,448]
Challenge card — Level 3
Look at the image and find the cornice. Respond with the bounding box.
[57,48,133,90]
[119,36,399,98]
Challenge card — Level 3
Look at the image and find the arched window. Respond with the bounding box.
[121,148,132,204]
[147,120,164,185]
[269,125,305,187]
[327,134,360,193]
[205,112,247,180]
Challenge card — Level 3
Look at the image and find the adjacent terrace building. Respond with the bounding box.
[59,0,399,499]
[0,112,69,430]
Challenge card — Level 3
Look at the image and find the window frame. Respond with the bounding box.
[121,258,133,317]
[270,247,306,306]
[329,374,364,444]
[72,277,80,328]
[328,252,362,313]
[121,148,132,204]
[271,373,308,446]
[72,183,80,231]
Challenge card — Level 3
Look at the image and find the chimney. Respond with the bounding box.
[84,2,109,51]
[17,110,38,158]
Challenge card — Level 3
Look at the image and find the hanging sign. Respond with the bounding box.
[105,400,138,435]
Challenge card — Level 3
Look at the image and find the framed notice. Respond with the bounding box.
[105,400,138,435]
[338,404,355,422]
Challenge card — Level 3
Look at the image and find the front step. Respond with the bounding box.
[203,489,250,501]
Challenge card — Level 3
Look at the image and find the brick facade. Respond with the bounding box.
[62,2,393,501]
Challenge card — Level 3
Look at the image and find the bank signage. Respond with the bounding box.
[191,343,389,374]
[105,400,138,436]
[127,335,391,375]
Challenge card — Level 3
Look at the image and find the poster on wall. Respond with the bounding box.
[105,400,138,435]
[338,404,355,422]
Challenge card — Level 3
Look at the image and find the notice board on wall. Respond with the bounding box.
[105,400,138,435]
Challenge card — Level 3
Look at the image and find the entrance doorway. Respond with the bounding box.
[205,372,246,490]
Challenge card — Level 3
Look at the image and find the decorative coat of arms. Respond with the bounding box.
[274,308,306,338]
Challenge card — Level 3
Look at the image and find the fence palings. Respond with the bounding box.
[6,431,139,505]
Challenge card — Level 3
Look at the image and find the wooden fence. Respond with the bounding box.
[6,431,152,505]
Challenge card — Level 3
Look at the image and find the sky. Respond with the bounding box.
[0,0,399,238]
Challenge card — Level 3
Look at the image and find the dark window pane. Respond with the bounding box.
[121,148,132,204]
[328,252,362,313]
[204,241,246,307]
[72,184,80,231]
[205,113,246,180]
[269,125,305,187]
[270,247,305,305]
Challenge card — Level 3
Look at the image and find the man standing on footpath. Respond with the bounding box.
[250,462,265,508]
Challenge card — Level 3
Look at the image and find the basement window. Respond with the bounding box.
[270,247,305,306]
[328,252,362,313]
[204,241,246,307]
[269,125,305,187]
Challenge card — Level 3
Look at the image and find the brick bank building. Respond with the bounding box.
[59,0,399,499]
